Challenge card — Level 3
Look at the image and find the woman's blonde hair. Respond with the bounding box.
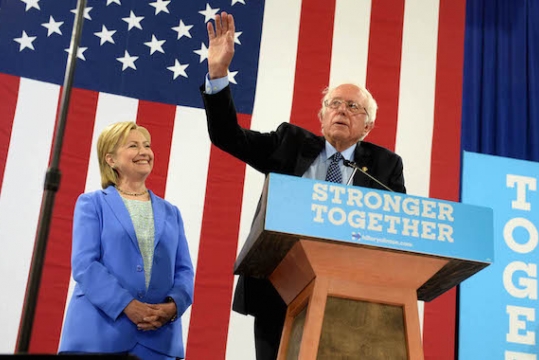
[96,121,151,189]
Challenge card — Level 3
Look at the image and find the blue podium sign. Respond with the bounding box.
[264,173,493,263]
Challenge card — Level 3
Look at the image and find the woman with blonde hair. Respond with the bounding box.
[59,121,194,360]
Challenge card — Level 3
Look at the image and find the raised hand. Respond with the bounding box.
[207,12,235,79]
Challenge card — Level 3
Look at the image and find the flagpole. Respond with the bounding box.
[16,0,87,353]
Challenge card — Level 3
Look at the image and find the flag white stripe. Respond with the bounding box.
[165,106,211,273]
[226,0,303,358]
[395,0,440,198]
[396,0,441,334]
[240,0,303,253]
[165,105,211,348]
[329,0,372,88]
[0,79,60,353]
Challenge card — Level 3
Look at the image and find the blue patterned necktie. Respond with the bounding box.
[325,152,343,183]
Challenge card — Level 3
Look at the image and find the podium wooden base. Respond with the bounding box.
[269,240,449,360]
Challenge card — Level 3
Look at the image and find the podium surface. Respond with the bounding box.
[235,173,493,359]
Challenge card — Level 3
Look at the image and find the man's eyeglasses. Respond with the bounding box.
[324,98,369,117]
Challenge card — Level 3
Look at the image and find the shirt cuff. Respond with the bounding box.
[205,73,229,94]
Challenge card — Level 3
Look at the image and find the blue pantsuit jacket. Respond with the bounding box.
[59,186,194,358]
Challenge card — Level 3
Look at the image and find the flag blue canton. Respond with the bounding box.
[0,0,264,113]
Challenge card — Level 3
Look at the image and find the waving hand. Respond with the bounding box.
[207,12,235,79]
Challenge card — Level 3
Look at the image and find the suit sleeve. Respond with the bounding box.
[389,155,406,194]
[167,206,194,317]
[71,194,134,320]
[201,85,284,173]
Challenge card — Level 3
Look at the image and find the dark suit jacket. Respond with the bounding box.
[201,86,406,317]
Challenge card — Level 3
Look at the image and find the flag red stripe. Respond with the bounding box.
[185,114,251,359]
[429,0,465,202]
[29,88,99,352]
[423,0,466,359]
[365,0,405,152]
[0,73,20,195]
[136,100,177,198]
[424,288,458,359]
[289,0,336,132]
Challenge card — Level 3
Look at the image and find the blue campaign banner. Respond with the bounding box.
[459,152,539,359]
[264,173,493,263]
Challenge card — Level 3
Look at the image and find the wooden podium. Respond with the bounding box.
[234,174,493,360]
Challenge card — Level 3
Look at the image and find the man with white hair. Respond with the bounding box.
[200,12,406,360]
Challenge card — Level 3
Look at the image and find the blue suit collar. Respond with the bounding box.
[149,190,165,248]
[102,186,166,250]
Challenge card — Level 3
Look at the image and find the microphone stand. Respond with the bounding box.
[346,167,358,186]
[343,160,394,192]
[16,0,87,352]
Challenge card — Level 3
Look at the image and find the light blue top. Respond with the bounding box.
[121,198,155,289]
[204,73,229,94]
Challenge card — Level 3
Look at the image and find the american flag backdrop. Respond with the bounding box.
[0,0,465,359]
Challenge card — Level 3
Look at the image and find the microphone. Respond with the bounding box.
[343,159,393,192]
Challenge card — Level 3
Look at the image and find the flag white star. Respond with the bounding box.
[231,0,245,5]
[199,3,219,23]
[234,31,242,45]
[167,59,189,79]
[228,70,238,84]
[41,16,63,37]
[106,0,121,5]
[65,46,88,61]
[149,0,170,15]
[94,25,116,45]
[193,43,208,63]
[13,31,36,51]
[144,35,166,55]
[171,20,193,40]
[71,6,93,20]
[20,0,40,11]
[117,50,139,71]
[122,11,144,31]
